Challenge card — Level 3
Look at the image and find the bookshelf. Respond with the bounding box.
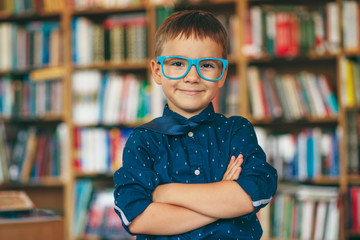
[1,0,360,239]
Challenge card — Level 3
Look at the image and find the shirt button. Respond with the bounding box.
[188,132,194,137]
[194,170,200,175]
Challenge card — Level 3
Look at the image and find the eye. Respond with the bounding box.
[171,61,184,67]
[201,62,215,69]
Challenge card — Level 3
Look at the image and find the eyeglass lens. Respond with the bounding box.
[162,57,224,80]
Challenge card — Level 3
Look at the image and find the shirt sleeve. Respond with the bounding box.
[113,129,160,234]
[230,117,278,213]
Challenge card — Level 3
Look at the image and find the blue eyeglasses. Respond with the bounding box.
[157,56,228,81]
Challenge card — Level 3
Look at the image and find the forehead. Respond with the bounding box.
[161,35,223,58]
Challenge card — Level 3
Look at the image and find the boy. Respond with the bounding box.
[113,10,277,240]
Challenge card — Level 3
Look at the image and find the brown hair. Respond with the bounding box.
[155,10,228,58]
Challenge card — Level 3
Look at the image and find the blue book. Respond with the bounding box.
[71,18,79,64]
[98,74,108,122]
[306,130,314,179]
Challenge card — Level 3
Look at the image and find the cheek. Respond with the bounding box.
[206,83,221,96]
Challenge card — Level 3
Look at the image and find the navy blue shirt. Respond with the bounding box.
[113,103,277,240]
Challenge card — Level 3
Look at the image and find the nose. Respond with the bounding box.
[184,64,201,83]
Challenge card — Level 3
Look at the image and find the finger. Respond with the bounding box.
[228,155,243,180]
[223,156,236,180]
[226,156,236,170]
[226,159,241,180]
[237,154,244,166]
[231,167,241,180]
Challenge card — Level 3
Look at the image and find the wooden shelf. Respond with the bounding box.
[0,114,64,123]
[72,61,149,71]
[0,0,358,239]
[0,178,65,189]
[70,5,147,16]
[248,54,338,64]
[0,11,62,21]
[251,116,339,126]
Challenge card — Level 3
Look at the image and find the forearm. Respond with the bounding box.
[153,181,254,219]
[129,202,217,235]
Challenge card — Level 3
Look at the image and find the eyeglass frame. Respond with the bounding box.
[156,56,228,81]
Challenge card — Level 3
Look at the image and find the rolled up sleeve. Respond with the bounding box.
[230,118,278,213]
[113,130,160,233]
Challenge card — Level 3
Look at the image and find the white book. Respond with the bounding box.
[314,201,328,240]
[76,17,92,66]
[324,199,339,240]
[247,67,265,119]
[250,6,263,57]
[94,128,107,173]
[102,73,123,125]
[326,2,340,54]
[342,1,359,52]
[300,200,315,240]
[126,76,140,123]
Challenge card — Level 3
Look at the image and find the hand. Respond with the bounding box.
[222,154,243,181]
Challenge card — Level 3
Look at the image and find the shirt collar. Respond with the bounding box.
[162,103,216,124]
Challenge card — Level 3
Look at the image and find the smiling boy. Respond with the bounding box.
[113,10,277,240]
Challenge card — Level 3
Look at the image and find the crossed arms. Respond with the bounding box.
[128,154,255,235]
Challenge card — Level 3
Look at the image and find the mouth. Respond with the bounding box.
[178,89,204,96]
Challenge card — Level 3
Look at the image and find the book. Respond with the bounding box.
[102,72,124,125]
[8,129,28,182]
[313,201,328,240]
[0,191,34,212]
[352,62,360,105]
[262,69,282,119]
[247,66,265,119]
[325,2,340,54]
[342,1,359,52]
[19,127,37,182]
[84,189,134,239]
[73,179,93,237]
[324,198,340,240]
[72,70,101,125]
[0,123,9,183]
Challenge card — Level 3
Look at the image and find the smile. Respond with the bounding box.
[178,89,204,95]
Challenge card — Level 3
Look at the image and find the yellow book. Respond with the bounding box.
[345,59,356,107]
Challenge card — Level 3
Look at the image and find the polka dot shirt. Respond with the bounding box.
[113,103,278,240]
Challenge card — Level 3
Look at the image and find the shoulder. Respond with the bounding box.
[213,113,253,131]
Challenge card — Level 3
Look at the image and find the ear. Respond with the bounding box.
[217,66,228,88]
[151,59,162,85]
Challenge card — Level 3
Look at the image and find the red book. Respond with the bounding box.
[73,128,82,172]
[288,12,300,57]
[351,187,359,232]
[275,12,290,57]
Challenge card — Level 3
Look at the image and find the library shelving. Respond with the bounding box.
[1,0,360,239]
